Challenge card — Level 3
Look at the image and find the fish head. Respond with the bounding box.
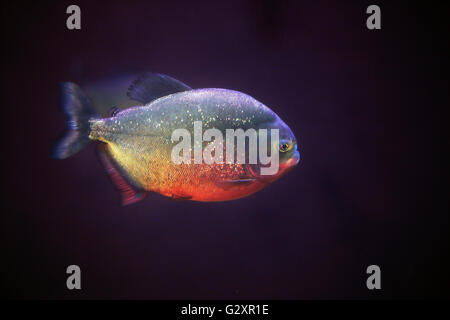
[277,120,300,171]
[250,116,300,182]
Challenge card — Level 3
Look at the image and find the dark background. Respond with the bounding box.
[1,0,449,299]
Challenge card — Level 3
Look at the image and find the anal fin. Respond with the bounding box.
[97,144,147,206]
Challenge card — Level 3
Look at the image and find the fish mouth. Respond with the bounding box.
[277,152,300,177]
[287,151,300,167]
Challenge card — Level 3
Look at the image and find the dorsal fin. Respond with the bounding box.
[127,72,192,105]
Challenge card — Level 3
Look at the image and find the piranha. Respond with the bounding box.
[53,73,300,205]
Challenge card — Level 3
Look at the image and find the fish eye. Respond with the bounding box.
[279,140,292,152]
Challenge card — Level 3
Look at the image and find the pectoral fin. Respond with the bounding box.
[216,179,257,190]
[171,194,193,201]
[97,144,147,206]
[127,72,192,105]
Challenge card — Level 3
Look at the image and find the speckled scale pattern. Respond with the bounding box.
[88,88,291,201]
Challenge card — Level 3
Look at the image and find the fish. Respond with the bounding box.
[53,73,300,205]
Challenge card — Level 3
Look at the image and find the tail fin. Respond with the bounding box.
[52,82,99,159]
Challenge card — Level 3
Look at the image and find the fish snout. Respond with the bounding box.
[288,150,300,167]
